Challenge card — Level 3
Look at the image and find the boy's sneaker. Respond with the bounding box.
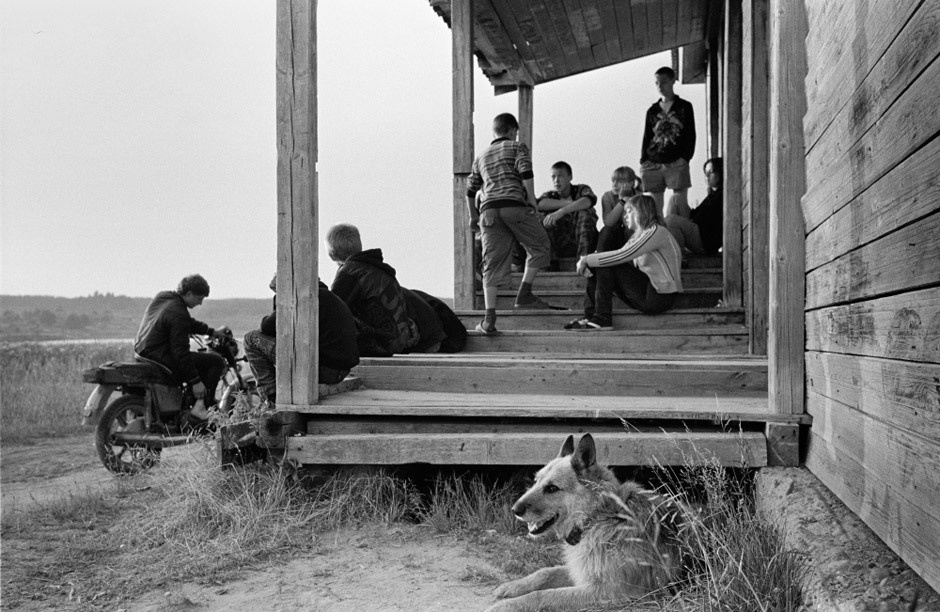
[563,317,589,330]
[572,317,613,331]
[474,321,499,336]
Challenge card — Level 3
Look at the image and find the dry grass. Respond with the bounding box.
[0,341,133,443]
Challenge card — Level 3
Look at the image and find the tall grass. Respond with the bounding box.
[0,341,133,442]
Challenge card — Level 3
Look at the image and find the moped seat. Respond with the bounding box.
[82,359,177,386]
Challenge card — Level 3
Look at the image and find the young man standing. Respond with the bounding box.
[466,113,552,335]
[639,66,696,218]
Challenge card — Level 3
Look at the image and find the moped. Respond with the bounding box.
[82,330,262,474]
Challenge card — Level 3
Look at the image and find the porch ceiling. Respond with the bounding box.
[430,0,715,93]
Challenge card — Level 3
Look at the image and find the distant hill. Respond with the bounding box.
[0,295,270,342]
[0,293,456,342]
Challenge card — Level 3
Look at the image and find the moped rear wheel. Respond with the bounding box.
[95,395,162,474]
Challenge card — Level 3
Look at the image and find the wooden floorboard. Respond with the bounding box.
[284,388,806,423]
[456,307,745,330]
[285,431,768,466]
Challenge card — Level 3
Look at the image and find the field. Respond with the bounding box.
[1,341,805,611]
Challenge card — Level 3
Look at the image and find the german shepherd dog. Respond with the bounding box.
[486,434,687,612]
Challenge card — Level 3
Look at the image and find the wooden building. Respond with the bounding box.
[267,0,940,592]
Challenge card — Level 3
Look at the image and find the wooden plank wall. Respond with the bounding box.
[801,0,940,593]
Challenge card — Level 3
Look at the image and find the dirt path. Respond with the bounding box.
[1,436,502,611]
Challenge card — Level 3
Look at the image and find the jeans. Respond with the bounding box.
[244,330,351,398]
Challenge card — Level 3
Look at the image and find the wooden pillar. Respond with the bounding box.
[452,0,475,310]
[518,85,533,155]
[721,0,743,307]
[746,0,770,355]
[275,0,319,407]
[706,48,721,158]
[767,0,807,415]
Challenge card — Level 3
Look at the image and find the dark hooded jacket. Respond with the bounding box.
[640,95,696,164]
[258,281,359,371]
[331,249,419,356]
[134,291,214,384]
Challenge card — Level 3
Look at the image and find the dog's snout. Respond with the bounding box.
[512,501,527,517]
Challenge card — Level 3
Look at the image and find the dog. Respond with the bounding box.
[486,433,687,612]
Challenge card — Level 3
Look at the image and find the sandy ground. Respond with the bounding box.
[0,436,502,612]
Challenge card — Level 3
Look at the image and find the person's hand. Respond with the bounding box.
[576,256,591,277]
[192,381,207,399]
[469,218,480,233]
[212,326,230,339]
[542,211,561,227]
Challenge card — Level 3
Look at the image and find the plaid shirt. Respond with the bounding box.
[466,137,534,207]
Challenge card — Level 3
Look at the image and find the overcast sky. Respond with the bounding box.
[1,0,707,299]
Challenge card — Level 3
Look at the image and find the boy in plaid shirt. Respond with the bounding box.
[466,113,552,334]
[536,161,599,270]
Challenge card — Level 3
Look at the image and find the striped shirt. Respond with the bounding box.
[466,137,534,209]
[583,225,684,294]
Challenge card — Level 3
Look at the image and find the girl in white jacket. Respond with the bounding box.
[572,194,684,330]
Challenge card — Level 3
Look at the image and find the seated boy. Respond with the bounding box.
[244,274,360,402]
[536,161,599,269]
[327,223,420,356]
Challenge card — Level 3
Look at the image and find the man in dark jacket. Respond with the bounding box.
[243,275,360,402]
[326,223,419,356]
[134,274,227,417]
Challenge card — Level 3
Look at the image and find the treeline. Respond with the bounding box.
[0,295,270,342]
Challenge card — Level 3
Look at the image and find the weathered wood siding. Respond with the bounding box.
[802,0,940,592]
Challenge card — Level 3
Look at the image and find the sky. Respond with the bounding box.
[1,0,707,299]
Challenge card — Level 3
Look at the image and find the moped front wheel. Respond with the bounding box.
[95,395,162,474]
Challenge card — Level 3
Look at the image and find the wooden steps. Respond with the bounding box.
[353,354,766,397]
[456,307,744,330]
[483,288,722,310]
[460,327,748,354]
[510,269,722,290]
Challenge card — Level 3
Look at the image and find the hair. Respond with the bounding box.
[612,166,641,194]
[269,274,277,293]
[493,113,519,136]
[704,157,723,186]
[326,223,363,262]
[551,161,572,176]
[625,194,664,230]
[177,274,210,297]
[655,66,676,80]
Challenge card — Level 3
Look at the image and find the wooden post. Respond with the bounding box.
[452,0,475,310]
[518,85,533,156]
[275,0,319,407]
[722,0,743,308]
[767,0,807,415]
[746,0,770,354]
[706,48,721,158]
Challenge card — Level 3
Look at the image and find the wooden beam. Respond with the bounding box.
[721,0,743,308]
[275,0,318,407]
[452,0,475,309]
[518,84,534,155]
[286,431,768,467]
[767,0,807,415]
[745,0,769,354]
[706,46,721,158]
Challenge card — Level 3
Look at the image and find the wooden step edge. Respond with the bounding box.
[284,431,768,467]
[357,354,769,366]
[464,327,747,337]
[454,306,746,316]
[363,352,768,362]
[480,288,723,296]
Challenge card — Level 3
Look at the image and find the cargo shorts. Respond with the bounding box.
[480,205,551,288]
[640,158,692,192]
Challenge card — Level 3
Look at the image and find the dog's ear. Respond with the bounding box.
[571,434,597,472]
[558,435,575,458]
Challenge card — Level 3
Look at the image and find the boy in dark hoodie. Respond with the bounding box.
[243,274,360,402]
[326,223,419,356]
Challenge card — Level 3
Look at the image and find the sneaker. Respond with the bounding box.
[572,317,613,331]
[563,317,588,330]
[474,321,499,336]
[514,295,560,310]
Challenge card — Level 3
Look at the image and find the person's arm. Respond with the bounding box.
[466,162,482,230]
[543,186,597,226]
[603,200,625,227]
[583,226,666,268]
[680,100,696,162]
[330,270,361,310]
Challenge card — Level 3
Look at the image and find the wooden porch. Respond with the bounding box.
[271,0,806,469]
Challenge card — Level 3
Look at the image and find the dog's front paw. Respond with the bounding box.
[493,578,529,600]
[483,599,518,612]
